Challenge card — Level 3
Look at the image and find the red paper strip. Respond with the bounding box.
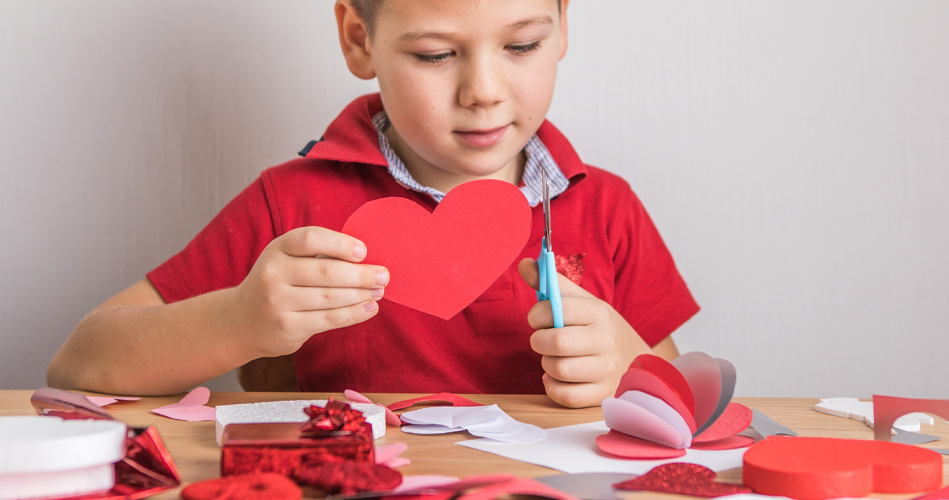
[614,463,751,498]
[873,394,949,441]
[387,393,483,412]
[342,179,531,320]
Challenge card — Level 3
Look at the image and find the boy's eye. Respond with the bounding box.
[413,51,454,64]
[507,41,542,55]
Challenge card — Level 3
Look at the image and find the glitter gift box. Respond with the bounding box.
[220,401,374,477]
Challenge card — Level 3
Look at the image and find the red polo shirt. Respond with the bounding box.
[147,94,699,394]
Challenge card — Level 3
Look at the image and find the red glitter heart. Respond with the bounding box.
[295,461,403,494]
[614,463,751,498]
[180,473,302,500]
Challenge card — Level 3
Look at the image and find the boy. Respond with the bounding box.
[48,0,698,408]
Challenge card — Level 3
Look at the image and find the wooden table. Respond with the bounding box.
[2,391,947,499]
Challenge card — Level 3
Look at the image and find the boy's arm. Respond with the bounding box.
[48,227,387,396]
[47,279,250,395]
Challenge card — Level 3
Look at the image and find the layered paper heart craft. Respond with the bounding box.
[596,352,754,458]
[342,179,531,320]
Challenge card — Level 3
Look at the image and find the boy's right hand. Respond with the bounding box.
[230,226,388,358]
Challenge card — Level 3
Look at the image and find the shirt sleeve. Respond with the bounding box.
[146,176,277,303]
[610,188,700,347]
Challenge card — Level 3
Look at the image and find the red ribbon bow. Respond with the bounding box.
[299,398,367,438]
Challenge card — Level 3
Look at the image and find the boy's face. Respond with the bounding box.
[349,0,567,190]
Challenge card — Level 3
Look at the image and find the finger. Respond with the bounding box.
[289,299,380,334]
[530,326,601,357]
[279,226,369,262]
[526,296,602,330]
[541,355,613,384]
[287,256,389,289]
[542,374,604,409]
[518,258,540,290]
[282,285,383,312]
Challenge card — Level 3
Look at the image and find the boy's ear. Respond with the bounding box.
[335,0,376,80]
[558,0,570,60]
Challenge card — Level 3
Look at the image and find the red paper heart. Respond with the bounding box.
[595,430,687,459]
[629,354,696,418]
[614,366,696,433]
[342,179,531,320]
[743,436,943,500]
[693,403,752,443]
[181,473,302,500]
[614,463,751,497]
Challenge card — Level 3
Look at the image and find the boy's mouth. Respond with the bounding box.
[454,125,509,148]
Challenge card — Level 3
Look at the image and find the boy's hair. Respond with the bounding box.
[350,0,562,37]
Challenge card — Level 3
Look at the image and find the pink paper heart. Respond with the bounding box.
[595,430,687,459]
[602,397,689,449]
[630,354,696,417]
[613,367,696,434]
[344,389,402,426]
[671,352,722,430]
[375,442,410,468]
[342,179,531,320]
[151,387,215,422]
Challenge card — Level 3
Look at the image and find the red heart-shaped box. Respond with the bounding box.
[743,436,943,500]
[342,179,531,320]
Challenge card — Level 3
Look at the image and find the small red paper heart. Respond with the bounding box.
[181,473,302,500]
[743,436,943,500]
[614,463,751,497]
[614,366,696,433]
[342,179,531,320]
[692,402,752,443]
[595,430,687,459]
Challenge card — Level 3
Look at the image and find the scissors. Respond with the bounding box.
[536,168,564,328]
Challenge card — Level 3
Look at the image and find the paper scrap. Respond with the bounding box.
[872,394,949,442]
[401,404,546,444]
[87,396,140,407]
[387,392,483,412]
[458,421,747,475]
[816,397,935,432]
[151,387,215,422]
[749,408,797,437]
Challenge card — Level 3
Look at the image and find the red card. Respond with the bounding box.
[342,179,531,320]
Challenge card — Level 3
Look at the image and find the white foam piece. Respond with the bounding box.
[0,416,127,500]
[215,400,386,445]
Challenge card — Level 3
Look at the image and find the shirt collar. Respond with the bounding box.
[302,94,588,202]
[372,111,568,207]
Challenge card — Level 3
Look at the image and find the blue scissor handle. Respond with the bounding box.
[536,237,564,328]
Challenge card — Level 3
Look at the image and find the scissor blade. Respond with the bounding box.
[542,168,551,251]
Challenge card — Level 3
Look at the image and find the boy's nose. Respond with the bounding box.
[458,55,505,109]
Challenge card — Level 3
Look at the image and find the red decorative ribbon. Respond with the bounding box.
[299,398,367,438]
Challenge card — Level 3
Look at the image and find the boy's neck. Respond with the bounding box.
[383,127,526,195]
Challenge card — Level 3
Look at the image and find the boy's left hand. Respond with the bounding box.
[518,258,652,409]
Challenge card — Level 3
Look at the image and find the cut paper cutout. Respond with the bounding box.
[742,436,943,499]
[387,393,483,412]
[87,396,140,407]
[598,353,751,459]
[872,394,949,442]
[345,390,402,427]
[375,442,410,468]
[614,463,752,498]
[151,387,215,422]
[816,397,935,432]
[400,405,546,444]
[459,421,748,475]
[342,179,531,320]
[393,475,460,493]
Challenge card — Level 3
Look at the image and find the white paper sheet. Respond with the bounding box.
[456,421,748,475]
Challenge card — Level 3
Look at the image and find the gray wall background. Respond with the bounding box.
[1,1,946,398]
